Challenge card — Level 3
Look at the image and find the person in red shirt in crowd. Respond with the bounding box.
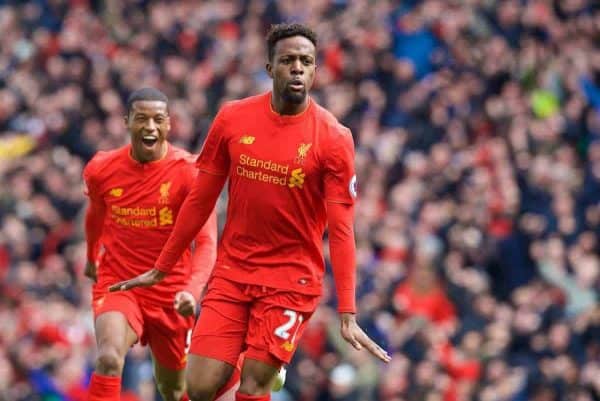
[393,240,456,330]
[110,23,391,401]
[394,265,456,329]
[83,88,237,401]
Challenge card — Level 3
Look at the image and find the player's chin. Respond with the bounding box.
[134,140,161,159]
[282,89,307,104]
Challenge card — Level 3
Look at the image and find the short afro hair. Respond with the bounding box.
[266,23,317,61]
[126,87,168,115]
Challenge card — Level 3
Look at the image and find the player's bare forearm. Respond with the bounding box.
[154,172,226,273]
[340,312,391,363]
[109,268,166,292]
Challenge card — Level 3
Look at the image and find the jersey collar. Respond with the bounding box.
[265,92,313,125]
[126,143,171,169]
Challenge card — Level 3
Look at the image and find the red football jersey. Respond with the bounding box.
[196,92,356,295]
[83,144,215,306]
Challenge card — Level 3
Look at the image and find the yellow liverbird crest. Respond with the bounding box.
[298,143,311,158]
[159,181,171,204]
[296,143,312,164]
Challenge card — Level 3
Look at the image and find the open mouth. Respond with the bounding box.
[141,135,158,147]
[288,80,305,91]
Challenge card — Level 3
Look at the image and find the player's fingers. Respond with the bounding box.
[184,300,195,312]
[357,332,391,362]
[178,305,193,316]
[84,267,96,281]
[342,328,362,350]
[175,300,192,315]
[366,343,391,362]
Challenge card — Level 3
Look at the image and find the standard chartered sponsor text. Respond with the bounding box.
[113,216,158,228]
[237,153,289,186]
[112,205,156,216]
[111,205,173,227]
[239,154,289,174]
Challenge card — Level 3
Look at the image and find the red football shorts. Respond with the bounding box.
[190,276,320,368]
[92,288,194,371]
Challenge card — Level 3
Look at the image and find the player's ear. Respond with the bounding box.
[266,62,273,79]
[123,114,129,127]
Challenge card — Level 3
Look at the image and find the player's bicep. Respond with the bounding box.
[83,159,104,200]
[196,110,230,175]
[323,130,357,205]
[86,191,106,221]
[84,175,105,210]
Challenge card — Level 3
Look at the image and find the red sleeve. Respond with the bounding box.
[327,201,357,313]
[196,108,230,175]
[83,161,105,263]
[155,172,226,273]
[184,208,218,301]
[323,127,356,205]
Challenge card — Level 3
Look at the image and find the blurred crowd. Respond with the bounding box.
[1,0,600,400]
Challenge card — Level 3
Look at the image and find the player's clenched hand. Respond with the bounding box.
[340,312,391,363]
[174,291,196,316]
[84,261,97,282]
[109,268,166,292]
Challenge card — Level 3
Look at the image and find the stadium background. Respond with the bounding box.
[1,0,600,400]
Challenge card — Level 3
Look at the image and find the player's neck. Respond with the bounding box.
[271,93,309,116]
[130,142,168,163]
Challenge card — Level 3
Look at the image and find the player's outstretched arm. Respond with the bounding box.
[175,207,218,316]
[184,208,218,296]
[108,268,166,291]
[109,172,227,292]
[327,201,391,363]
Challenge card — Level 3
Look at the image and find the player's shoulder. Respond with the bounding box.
[313,102,352,140]
[218,92,269,118]
[168,144,196,165]
[85,146,128,178]
[167,145,198,184]
[88,146,126,166]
